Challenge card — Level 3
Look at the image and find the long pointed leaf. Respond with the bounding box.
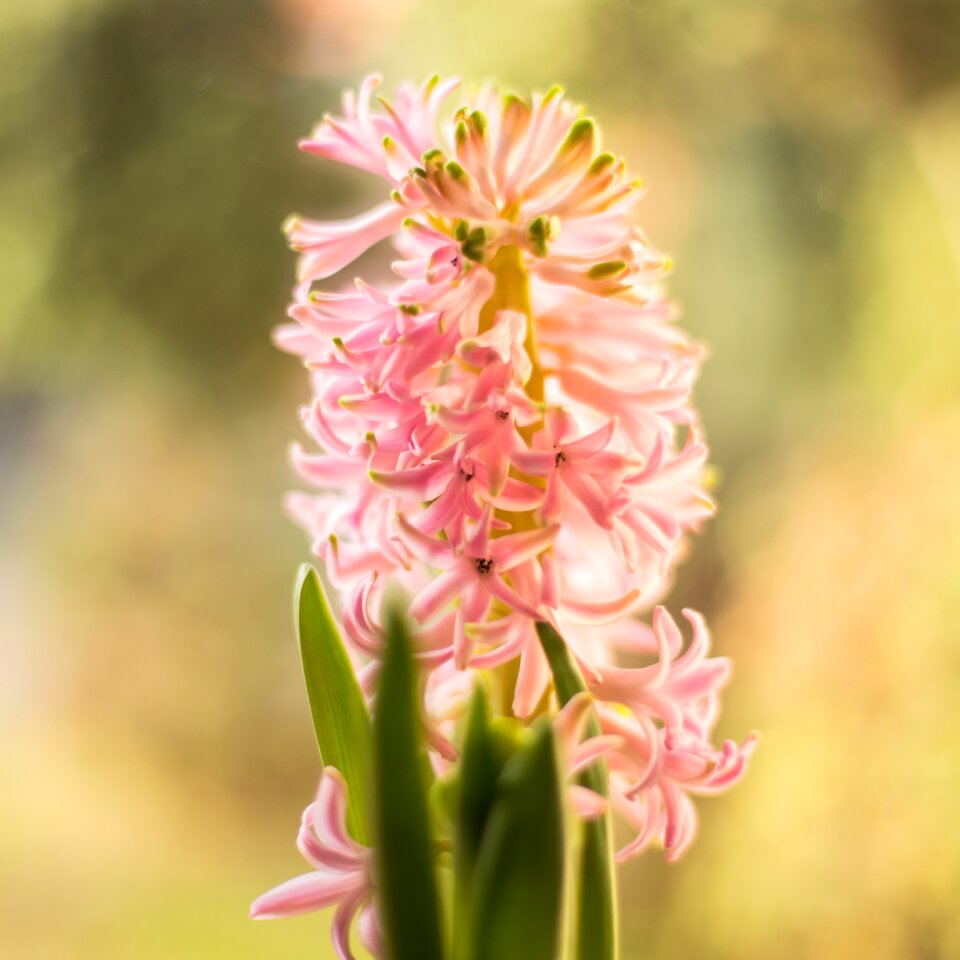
[468,721,564,960]
[453,687,503,960]
[537,621,618,960]
[373,605,445,960]
[295,563,371,843]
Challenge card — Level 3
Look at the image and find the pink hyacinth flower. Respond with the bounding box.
[251,769,380,960]
[585,608,755,861]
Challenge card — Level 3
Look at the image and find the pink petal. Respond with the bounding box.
[489,523,560,571]
[560,587,641,624]
[291,445,363,487]
[409,568,467,623]
[467,505,493,559]
[485,572,542,620]
[331,887,368,960]
[561,468,614,529]
[313,769,362,856]
[510,446,556,475]
[357,901,382,956]
[491,475,545,511]
[322,537,385,590]
[565,418,618,458]
[454,581,489,669]
[468,616,529,669]
[394,513,453,566]
[368,461,447,495]
[288,202,405,282]
[485,442,509,497]
[569,734,625,776]
[568,785,608,821]
[554,691,593,750]
[512,638,550,717]
[250,870,365,920]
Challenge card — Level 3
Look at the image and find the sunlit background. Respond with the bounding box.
[2,0,959,957]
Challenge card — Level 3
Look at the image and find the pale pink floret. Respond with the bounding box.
[511,410,640,529]
[251,769,380,960]
[603,705,757,862]
[577,608,755,861]
[587,607,731,745]
[398,506,558,668]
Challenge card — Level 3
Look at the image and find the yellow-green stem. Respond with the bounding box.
[477,246,548,718]
[478,244,544,411]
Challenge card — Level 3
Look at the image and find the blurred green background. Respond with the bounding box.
[2,0,959,957]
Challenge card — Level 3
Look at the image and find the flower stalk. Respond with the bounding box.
[478,244,544,409]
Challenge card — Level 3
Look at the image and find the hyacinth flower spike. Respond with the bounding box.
[255,76,755,960]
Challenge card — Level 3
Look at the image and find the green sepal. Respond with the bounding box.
[373,605,445,960]
[445,160,467,181]
[588,152,616,175]
[461,226,488,263]
[587,259,627,281]
[562,117,596,150]
[528,215,558,257]
[470,110,488,137]
[294,564,372,844]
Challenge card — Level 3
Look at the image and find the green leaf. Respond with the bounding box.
[373,605,446,960]
[453,687,503,960]
[468,721,564,960]
[295,563,372,844]
[537,621,618,960]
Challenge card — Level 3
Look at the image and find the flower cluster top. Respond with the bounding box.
[262,75,754,953]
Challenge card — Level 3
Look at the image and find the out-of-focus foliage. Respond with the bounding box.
[373,609,445,960]
[1,0,958,958]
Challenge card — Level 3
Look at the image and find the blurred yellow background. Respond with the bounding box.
[2,1,959,957]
